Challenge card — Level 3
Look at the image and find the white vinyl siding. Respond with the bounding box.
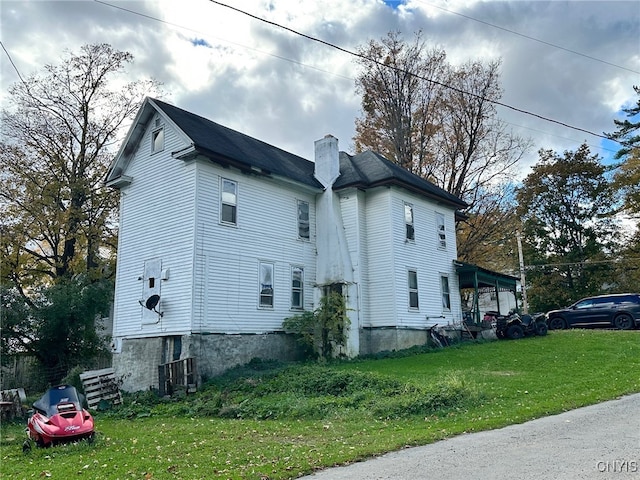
[362,187,462,329]
[361,189,397,327]
[111,115,196,338]
[193,161,317,333]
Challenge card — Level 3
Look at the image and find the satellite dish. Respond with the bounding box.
[145,294,160,310]
[139,294,163,316]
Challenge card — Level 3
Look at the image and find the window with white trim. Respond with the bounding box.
[151,127,164,153]
[291,266,304,309]
[441,275,451,310]
[436,212,446,248]
[408,269,419,309]
[220,178,237,225]
[259,262,274,308]
[297,200,310,240]
[405,203,415,241]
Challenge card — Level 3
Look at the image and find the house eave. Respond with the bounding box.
[106,175,133,189]
[335,179,468,210]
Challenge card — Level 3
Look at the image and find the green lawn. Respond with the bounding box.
[2,330,639,479]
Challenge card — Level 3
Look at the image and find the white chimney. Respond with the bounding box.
[314,134,340,188]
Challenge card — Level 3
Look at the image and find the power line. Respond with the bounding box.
[92,0,623,145]
[414,0,640,75]
[92,0,351,81]
[92,0,623,158]
[0,40,27,85]
[207,0,618,143]
[525,257,640,270]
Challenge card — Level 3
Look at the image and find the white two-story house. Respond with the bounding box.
[106,98,467,391]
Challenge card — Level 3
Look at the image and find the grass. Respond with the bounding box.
[1,330,639,479]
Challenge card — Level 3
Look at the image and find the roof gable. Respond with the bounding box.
[151,99,322,189]
[107,98,466,210]
[336,151,468,209]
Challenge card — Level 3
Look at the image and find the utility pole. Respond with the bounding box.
[516,231,528,314]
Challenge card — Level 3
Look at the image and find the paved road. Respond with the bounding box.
[301,393,640,480]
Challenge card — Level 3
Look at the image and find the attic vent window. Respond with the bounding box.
[151,127,164,153]
[436,212,446,249]
[405,203,415,241]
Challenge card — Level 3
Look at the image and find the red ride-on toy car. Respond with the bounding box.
[23,385,95,452]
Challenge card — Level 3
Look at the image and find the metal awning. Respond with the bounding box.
[455,261,519,323]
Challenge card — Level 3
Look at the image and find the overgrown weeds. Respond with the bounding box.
[3,330,639,480]
[101,359,481,421]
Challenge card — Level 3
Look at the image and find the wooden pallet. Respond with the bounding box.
[79,368,122,410]
[158,358,197,396]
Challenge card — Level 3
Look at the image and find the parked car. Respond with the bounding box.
[546,293,640,330]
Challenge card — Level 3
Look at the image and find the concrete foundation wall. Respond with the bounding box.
[359,327,430,354]
[114,327,450,392]
[113,337,166,392]
[185,333,304,382]
[113,333,304,392]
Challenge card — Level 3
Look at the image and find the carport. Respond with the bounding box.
[455,261,519,325]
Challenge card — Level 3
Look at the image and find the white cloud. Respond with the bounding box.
[1,0,637,169]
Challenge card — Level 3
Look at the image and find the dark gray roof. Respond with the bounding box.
[152,99,466,209]
[336,151,467,209]
[153,99,323,189]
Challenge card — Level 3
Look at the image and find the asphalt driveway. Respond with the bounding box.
[301,393,640,480]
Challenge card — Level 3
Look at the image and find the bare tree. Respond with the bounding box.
[430,60,530,206]
[354,32,532,269]
[354,31,447,174]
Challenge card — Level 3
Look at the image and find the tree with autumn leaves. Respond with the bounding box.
[354,31,639,308]
[1,44,161,383]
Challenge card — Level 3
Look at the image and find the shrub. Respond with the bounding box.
[283,291,350,360]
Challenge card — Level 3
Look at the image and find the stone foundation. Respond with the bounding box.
[113,333,304,392]
[113,327,447,392]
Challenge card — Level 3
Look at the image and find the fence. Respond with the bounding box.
[1,354,112,393]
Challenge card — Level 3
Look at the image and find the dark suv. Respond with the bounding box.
[547,293,640,330]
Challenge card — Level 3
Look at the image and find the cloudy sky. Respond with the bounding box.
[1,0,639,175]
